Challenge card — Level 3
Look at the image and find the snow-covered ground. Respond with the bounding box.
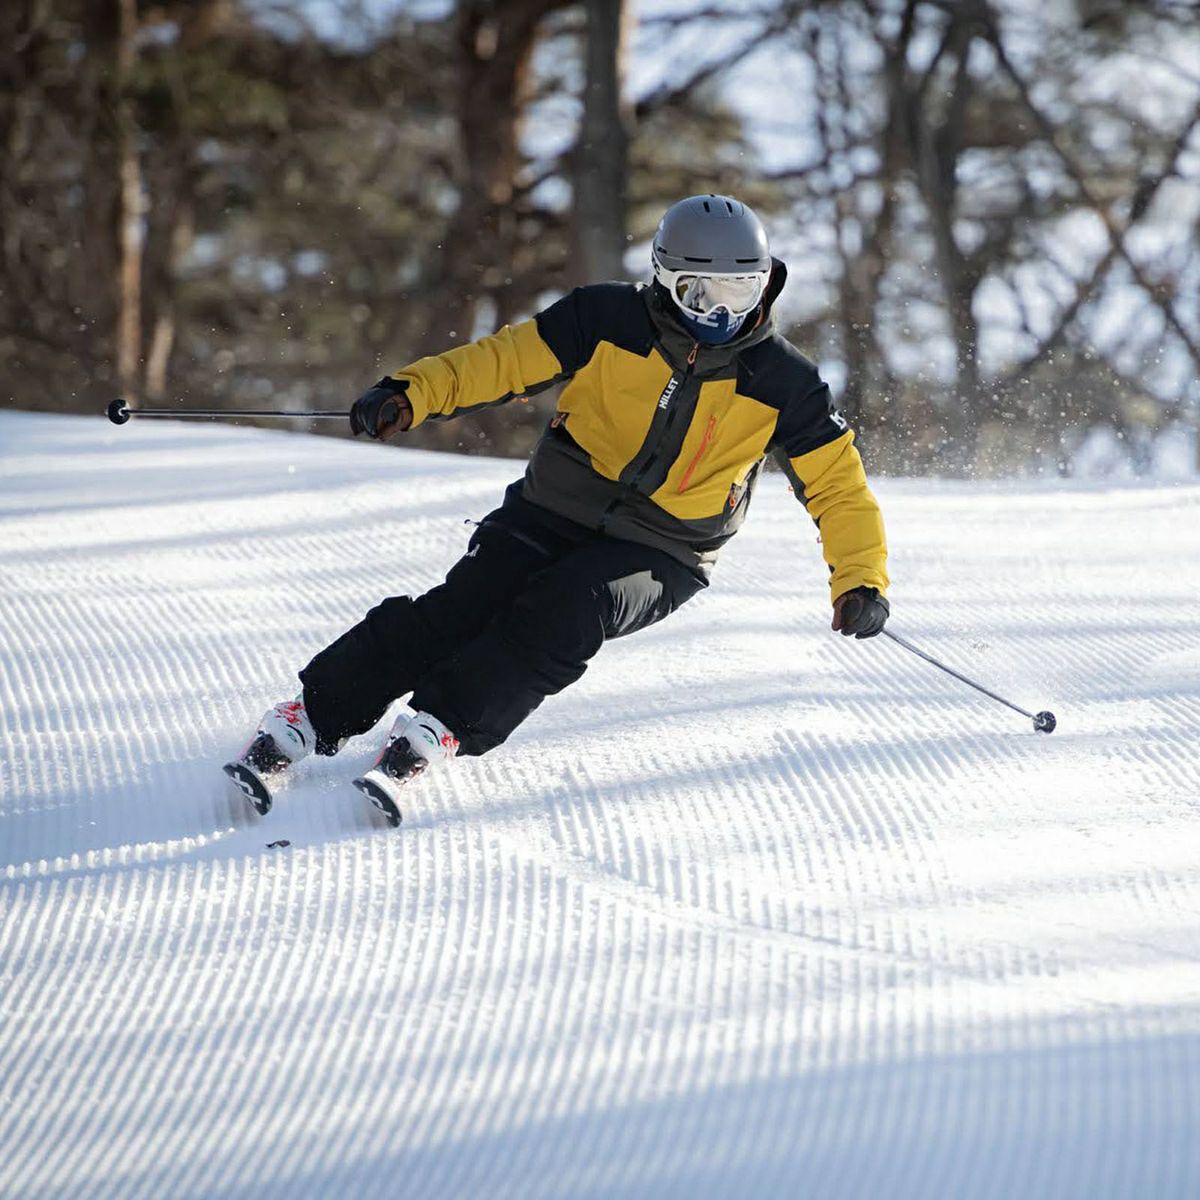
[2,410,1199,1199]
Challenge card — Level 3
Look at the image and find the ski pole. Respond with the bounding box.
[881,628,1057,733]
[106,399,349,425]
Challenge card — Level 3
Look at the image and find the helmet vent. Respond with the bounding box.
[702,199,711,212]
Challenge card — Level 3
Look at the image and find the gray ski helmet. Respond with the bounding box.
[652,194,771,276]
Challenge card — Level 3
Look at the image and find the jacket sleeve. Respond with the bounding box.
[391,284,648,428]
[389,319,567,429]
[771,382,889,602]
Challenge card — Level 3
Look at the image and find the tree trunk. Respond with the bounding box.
[143,190,193,401]
[0,2,47,359]
[140,0,228,402]
[573,0,632,283]
[908,20,981,475]
[80,0,142,403]
[115,0,142,403]
[419,0,567,363]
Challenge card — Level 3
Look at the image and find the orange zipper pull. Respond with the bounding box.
[687,343,698,366]
[678,413,718,493]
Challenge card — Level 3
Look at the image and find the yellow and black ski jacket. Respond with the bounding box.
[390,261,888,599]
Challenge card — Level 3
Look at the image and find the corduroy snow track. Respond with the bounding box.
[2,411,1199,1199]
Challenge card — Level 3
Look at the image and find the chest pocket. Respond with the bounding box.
[655,388,777,518]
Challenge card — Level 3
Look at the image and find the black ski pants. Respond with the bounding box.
[299,491,706,757]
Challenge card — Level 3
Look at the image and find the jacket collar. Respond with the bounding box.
[642,257,787,373]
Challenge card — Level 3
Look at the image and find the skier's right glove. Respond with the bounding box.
[350,377,412,439]
[832,586,889,639]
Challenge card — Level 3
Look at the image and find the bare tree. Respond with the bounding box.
[80,0,143,403]
[3,0,1195,475]
[573,0,633,282]
[418,0,573,361]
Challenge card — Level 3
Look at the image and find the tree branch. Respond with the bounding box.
[634,5,802,119]
[980,2,1200,375]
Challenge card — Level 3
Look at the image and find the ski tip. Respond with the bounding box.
[352,774,403,828]
[223,761,272,815]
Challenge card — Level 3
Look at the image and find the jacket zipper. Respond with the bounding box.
[629,342,700,494]
[678,414,717,493]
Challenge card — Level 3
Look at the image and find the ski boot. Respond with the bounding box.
[353,709,459,827]
[223,698,315,814]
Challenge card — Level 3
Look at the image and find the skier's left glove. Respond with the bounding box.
[832,586,889,639]
[350,377,411,439]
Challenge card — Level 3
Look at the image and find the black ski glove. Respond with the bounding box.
[350,377,410,439]
[832,586,890,639]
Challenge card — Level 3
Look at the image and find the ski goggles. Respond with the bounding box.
[657,268,770,319]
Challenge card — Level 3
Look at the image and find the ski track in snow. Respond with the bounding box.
[1,411,1199,1199]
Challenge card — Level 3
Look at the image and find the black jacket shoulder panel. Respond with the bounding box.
[735,334,821,411]
[535,283,656,375]
[738,335,850,459]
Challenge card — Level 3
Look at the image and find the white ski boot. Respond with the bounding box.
[223,697,316,814]
[353,709,459,827]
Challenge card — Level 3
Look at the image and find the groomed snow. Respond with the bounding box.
[2,410,1199,1199]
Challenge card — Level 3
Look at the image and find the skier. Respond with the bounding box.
[224,194,890,825]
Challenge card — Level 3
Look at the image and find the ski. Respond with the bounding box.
[352,772,404,827]
[223,758,276,815]
[351,731,435,828]
[222,730,292,815]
